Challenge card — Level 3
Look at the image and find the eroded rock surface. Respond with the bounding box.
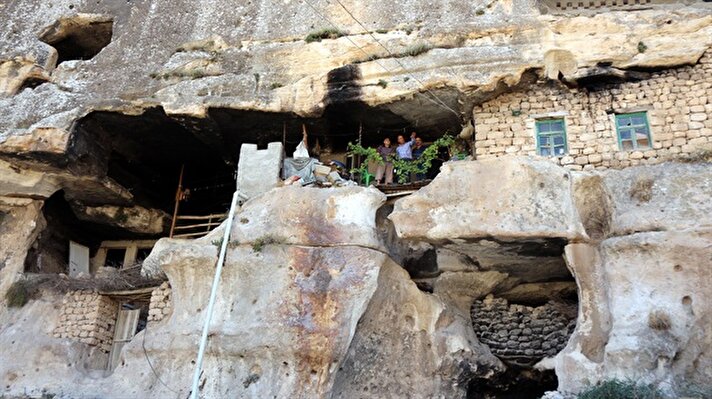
[389,157,712,397]
[1,0,711,171]
[390,157,586,242]
[1,185,505,399]
[332,260,502,399]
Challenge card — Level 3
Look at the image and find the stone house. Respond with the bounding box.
[472,51,712,170]
[52,282,172,371]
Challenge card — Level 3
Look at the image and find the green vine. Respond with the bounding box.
[391,134,455,183]
[347,142,384,183]
[347,135,457,184]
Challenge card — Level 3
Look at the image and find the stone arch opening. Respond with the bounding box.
[38,14,114,65]
[418,238,578,399]
[467,263,578,398]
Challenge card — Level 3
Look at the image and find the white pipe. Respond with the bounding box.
[189,190,240,399]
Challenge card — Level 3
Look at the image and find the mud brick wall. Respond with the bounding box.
[473,51,712,170]
[148,281,172,323]
[471,296,576,364]
[52,290,117,353]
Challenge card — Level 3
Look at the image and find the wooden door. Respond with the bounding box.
[68,241,90,277]
[108,307,140,370]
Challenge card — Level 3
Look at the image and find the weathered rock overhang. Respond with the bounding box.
[2,1,711,157]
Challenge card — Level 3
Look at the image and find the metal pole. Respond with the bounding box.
[189,190,240,399]
[169,165,185,238]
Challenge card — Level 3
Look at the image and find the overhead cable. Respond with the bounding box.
[299,0,461,118]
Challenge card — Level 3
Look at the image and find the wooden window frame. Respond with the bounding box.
[615,112,652,151]
[535,118,568,157]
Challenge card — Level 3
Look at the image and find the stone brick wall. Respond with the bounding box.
[540,0,678,12]
[148,281,172,323]
[471,295,576,365]
[53,290,117,353]
[473,51,712,170]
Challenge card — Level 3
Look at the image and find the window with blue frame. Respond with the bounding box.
[615,112,651,150]
[535,119,568,156]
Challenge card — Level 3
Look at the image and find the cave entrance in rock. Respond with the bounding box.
[75,102,464,221]
[459,239,579,399]
[391,235,580,398]
[75,108,238,217]
[23,191,164,276]
[38,15,114,65]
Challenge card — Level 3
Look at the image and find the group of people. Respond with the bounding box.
[374,132,428,185]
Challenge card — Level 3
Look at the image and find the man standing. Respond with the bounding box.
[396,132,417,160]
[375,137,395,184]
[412,136,428,181]
[395,132,417,183]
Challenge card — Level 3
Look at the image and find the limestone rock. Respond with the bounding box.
[557,231,712,395]
[600,162,712,236]
[70,203,170,235]
[435,247,480,273]
[389,157,586,242]
[0,58,51,97]
[2,1,711,154]
[0,159,133,205]
[497,281,578,305]
[390,157,583,284]
[232,186,386,249]
[332,260,503,399]
[433,270,509,314]
[129,244,385,398]
[0,197,44,296]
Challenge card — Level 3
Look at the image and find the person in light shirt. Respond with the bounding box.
[396,132,417,160]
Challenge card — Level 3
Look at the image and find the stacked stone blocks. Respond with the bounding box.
[148,281,172,323]
[473,51,712,170]
[471,295,576,365]
[52,290,117,353]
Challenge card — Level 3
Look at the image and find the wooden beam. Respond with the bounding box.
[99,286,158,296]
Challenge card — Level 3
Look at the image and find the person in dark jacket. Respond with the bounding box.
[375,137,395,184]
[412,136,428,181]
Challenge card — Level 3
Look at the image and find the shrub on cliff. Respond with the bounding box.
[5,280,29,308]
[305,28,345,43]
[577,379,663,399]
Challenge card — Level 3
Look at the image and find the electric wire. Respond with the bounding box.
[330,0,462,118]
[141,325,182,394]
[299,0,461,119]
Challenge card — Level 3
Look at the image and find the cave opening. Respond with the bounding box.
[374,200,580,398]
[73,96,462,218]
[38,16,114,65]
[464,240,579,399]
[24,190,163,275]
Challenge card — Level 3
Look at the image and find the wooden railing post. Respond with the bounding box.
[169,164,185,238]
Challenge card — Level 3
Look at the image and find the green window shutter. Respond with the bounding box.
[615,112,651,150]
[535,119,568,156]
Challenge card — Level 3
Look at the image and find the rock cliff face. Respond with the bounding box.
[389,158,712,397]
[1,0,711,397]
[1,1,711,198]
[1,157,709,399]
